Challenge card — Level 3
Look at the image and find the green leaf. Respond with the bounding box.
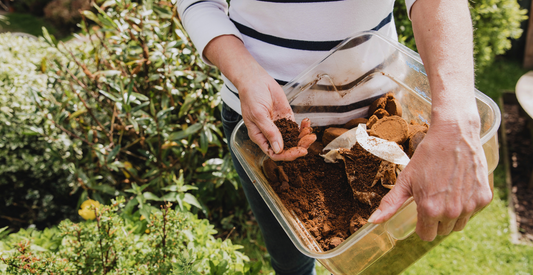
[41,27,57,46]
[153,5,173,19]
[129,117,139,133]
[160,192,178,202]
[131,92,149,101]
[131,101,150,113]
[69,108,87,119]
[107,144,121,163]
[81,10,101,25]
[168,123,202,141]
[156,107,174,120]
[183,193,202,210]
[123,197,138,215]
[199,130,208,155]
[99,90,120,102]
[150,100,156,116]
[125,80,133,105]
[143,192,161,201]
[89,184,117,195]
[97,70,121,77]
[178,93,196,118]
[139,205,152,222]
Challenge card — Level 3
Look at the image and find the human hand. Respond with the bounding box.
[238,67,316,161]
[367,118,492,241]
[202,35,315,161]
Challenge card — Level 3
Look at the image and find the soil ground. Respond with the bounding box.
[503,94,533,242]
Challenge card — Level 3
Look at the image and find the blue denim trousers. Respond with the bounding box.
[221,102,316,275]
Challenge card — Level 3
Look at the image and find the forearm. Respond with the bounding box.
[411,0,479,127]
[204,35,269,91]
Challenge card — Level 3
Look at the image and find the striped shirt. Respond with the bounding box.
[178,0,418,115]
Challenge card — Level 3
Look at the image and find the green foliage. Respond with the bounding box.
[33,0,242,220]
[0,33,77,229]
[394,0,527,69]
[0,198,259,274]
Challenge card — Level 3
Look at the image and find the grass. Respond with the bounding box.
[236,58,533,274]
[0,12,60,38]
[475,58,529,99]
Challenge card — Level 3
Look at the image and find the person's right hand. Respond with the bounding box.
[204,35,315,161]
[237,64,316,161]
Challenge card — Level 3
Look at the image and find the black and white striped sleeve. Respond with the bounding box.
[177,0,244,65]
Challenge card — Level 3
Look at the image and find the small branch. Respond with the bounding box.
[0,215,26,224]
[223,227,236,242]
[63,68,113,145]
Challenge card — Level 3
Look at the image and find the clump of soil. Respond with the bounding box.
[266,92,427,251]
[274,118,300,149]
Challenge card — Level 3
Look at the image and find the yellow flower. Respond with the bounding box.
[140,215,145,221]
[145,229,150,234]
[78,199,101,220]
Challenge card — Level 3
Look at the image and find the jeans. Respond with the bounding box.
[221,102,316,275]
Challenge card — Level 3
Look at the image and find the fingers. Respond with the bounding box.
[298,134,316,148]
[437,220,456,236]
[269,147,308,161]
[244,112,284,154]
[416,216,439,241]
[368,174,412,224]
[453,216,470,232]
[298,127,313,139]
[301,118,311,129]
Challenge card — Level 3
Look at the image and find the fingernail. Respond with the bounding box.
[368,209,381,223]
[272,141,282,154]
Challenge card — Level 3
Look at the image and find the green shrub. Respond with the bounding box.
[394,0,527,69]
[0,197,260,274]
[35,0,242,221]
[0,33,78,230]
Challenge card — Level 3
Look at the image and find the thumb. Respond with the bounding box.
[368,174,412,224]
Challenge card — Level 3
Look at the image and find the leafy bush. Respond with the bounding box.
[0,197,260,274]
[36,0,242,221]
[394,0,527,69]
[0,33,78,230]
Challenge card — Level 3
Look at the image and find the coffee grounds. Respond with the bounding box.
[264,93,421,251]
[343,143,390,207]
[274,118,300,149]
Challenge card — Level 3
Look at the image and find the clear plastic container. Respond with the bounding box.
[230,31,500,275]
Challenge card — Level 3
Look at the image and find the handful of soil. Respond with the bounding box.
[263,92,427,251]
[274,118,300,150]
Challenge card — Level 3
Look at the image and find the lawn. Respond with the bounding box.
[0,12,59,38]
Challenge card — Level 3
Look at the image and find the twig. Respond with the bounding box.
[63,67,113,145]
[223,227,236,242]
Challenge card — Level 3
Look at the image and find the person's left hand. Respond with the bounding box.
[367,118,492,241]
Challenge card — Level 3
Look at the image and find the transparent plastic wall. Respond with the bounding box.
[231,31,500,275]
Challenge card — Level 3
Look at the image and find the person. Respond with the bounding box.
[177,0,492,274]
